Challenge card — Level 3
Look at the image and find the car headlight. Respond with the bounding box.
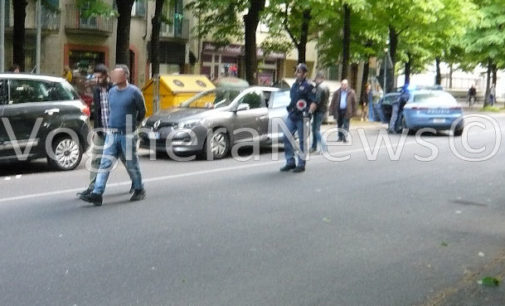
[141,118,148,127]
[177,119,203,129]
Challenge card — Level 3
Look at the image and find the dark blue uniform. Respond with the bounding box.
[283,78,315,169]
[287,79,316,120]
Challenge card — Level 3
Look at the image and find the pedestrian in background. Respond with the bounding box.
[329,79,357,142]
[280,63,315,173]
[63,65,73,83]
[489,84,496,106]
[372,83,384,121]
[468,84,477,106]
[310,71,329,153]
[80,65,146,206]
[8,64,20,73]
[360,83,370,121]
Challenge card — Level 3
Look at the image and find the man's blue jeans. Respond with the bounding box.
[389,103,400,132]
[283,116,307,167]
[311,112,326,151]
[93,132,143,195]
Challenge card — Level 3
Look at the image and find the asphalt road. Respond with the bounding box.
[1,114,505,305]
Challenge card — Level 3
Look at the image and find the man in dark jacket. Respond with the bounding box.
[310,71,329,153]
[77,64,130,198]
[280,63,315,173]
[329,79,357,142]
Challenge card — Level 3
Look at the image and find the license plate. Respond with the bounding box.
[148,131,160,139]
[433,118,446,123]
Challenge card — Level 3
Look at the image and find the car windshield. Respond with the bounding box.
[412,91,456,104]
[180,88,243,109]
[270,90,290,108]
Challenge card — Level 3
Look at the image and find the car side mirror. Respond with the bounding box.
[236,103,250,112]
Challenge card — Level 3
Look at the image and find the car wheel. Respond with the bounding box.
[453,127,464,137]
[400,116,415,135]
[200,129,230,160]
[47,135,83,170]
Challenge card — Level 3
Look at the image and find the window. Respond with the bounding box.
[239,92,264,109]
[8,80,74,104]
[383,94,400,106]
[131,0,146,17]
[270,90,290,108]
[79,2,97,29]
[4,0,9,27]
[0,80,7,105]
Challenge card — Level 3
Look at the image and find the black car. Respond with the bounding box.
[0,74,90,170]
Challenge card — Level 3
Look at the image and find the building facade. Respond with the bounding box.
[3,0,321,87]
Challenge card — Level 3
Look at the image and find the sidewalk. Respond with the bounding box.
[424,248,505,306]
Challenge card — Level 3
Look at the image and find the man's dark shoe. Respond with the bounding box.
[293,166,305,173]
[130,189,146,202]
[280,164,296,172]
[80,192,103,206]
[76,188,92,197]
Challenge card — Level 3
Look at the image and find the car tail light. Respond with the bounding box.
[81,103,91,117]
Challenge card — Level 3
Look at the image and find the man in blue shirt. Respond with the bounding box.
[280,63,315,173]
[80,65,146,206]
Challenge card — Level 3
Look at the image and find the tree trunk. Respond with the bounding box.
[13,0,28,71]
[150,0,164,77]
[449,63,453,89]
[297,8,310,64]
[435,57,442,85]
[492,63,497,86]
[243,0,266,85]
[404,54,412,85]
[341,4,351,80]
[361,58,370,103]
[387,25,398,93]
[484,58,491,107]
[115,0,135,66]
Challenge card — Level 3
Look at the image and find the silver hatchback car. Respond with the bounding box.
[140,86,291,159]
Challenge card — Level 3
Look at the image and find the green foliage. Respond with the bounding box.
[462,0,505,68]
[77,0,117,18]
[186,0,247,45]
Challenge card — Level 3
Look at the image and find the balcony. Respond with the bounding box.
[5,8,60,34]
[65,4,113,36]
[160,18,189,41]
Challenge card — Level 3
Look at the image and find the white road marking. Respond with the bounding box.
[0,140,421,205]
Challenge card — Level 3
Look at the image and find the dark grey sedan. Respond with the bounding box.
[139,86,290,159]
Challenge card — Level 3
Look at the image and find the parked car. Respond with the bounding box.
[140,86,290,159]
[0,74,91,170]
[379,89,464,135]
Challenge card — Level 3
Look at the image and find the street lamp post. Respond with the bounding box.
[0,0,5,72]
[383,48,388,94]
[36,0,41,74]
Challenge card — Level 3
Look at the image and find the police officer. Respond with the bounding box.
[280,63,315,173]
[389,84,410,134]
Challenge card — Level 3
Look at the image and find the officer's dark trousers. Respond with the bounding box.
[283,116,306,167]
